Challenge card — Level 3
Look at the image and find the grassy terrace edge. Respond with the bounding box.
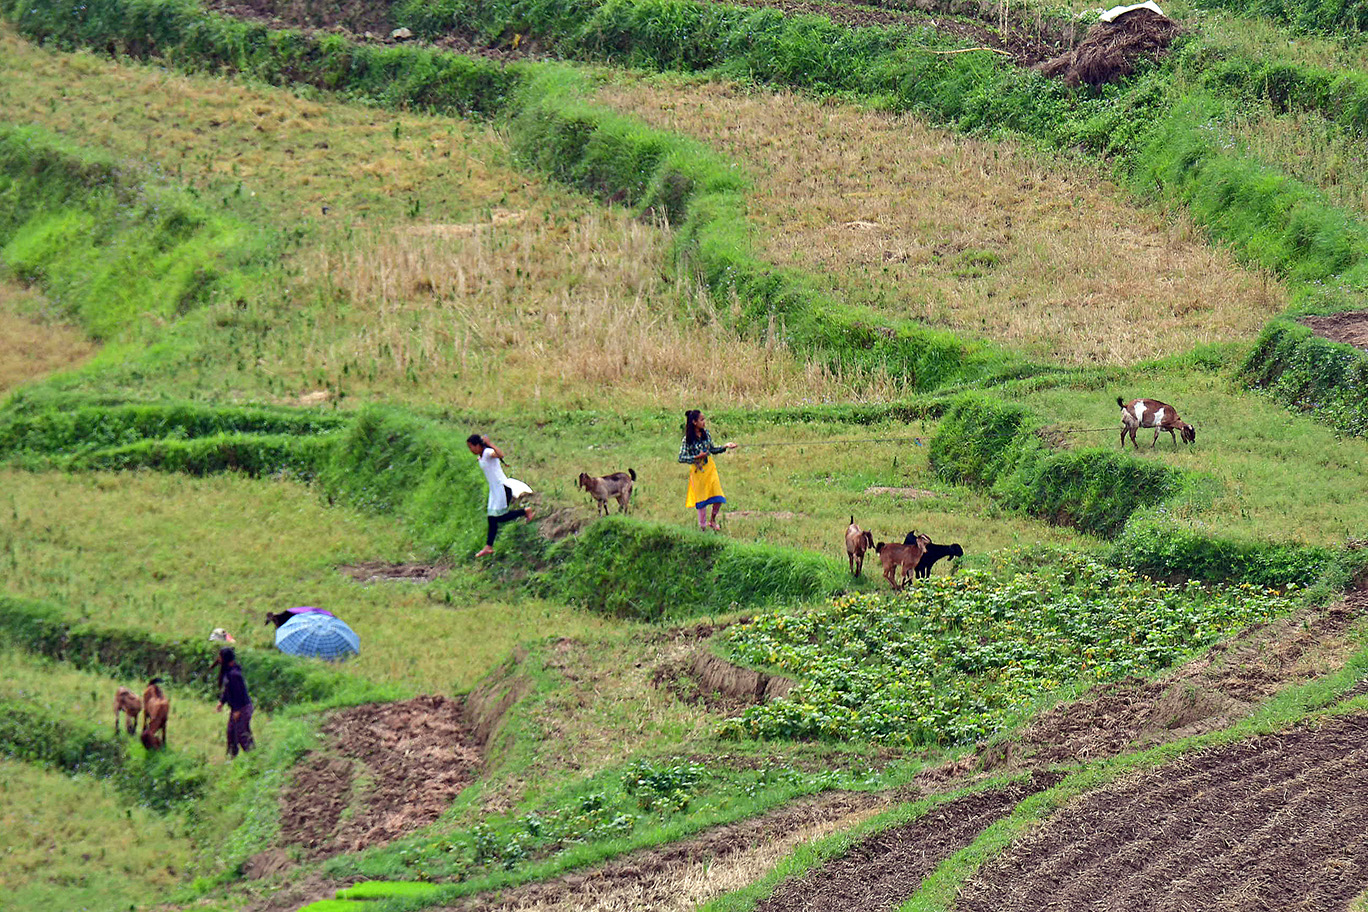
[0,396,847,617]
[6,391,1359,591]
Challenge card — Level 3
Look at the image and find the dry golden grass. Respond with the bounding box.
[1,28,889,409]
[0,27,528,226]
[594,76,1285,366]
[0,282,98,393]
[295,209,896,409]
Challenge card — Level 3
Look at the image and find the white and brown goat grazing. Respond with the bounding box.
[1118,397,1196,449]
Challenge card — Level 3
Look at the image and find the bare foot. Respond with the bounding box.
[707,521,722,531]
[474,546,494,558]
[524,508,536,522]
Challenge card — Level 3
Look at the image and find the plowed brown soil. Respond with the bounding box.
[957,712,1368,912]
[278,695,481,858]
[1302,310,1368,351]
[340,560,449,582]
[756,772,1063,912]
[978,594,1364,770]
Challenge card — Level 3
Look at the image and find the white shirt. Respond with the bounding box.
[478,448,531,515]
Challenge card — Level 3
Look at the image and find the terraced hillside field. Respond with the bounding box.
[2,0,1368,908]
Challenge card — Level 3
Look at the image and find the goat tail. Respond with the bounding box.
[1116,396,1126,408]
[147,677,163,686]
[629,468,637,481]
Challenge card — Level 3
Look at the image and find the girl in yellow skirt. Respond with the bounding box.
[678,409,738,530]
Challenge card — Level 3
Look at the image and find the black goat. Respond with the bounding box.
[902,532,964,578]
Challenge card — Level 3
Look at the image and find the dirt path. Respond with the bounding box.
[439,791,893,911]
[957,711,1368,911]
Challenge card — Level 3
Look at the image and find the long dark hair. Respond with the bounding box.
[684,409,703,445]
[217,647,237,690]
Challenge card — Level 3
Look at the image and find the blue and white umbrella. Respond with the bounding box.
[274,611,359,661]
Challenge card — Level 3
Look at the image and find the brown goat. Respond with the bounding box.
[140,678,169,751]
[875,535,928,591]
[1118,397,1196,449]
[577,469,636,516]
[845,516,876,577]
[113,686,141,736]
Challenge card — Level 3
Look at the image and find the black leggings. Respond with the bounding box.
[487,486,527,546]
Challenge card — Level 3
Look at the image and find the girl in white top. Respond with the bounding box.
[467,434,535,558]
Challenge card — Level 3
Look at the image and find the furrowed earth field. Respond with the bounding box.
[2,0,1368,907]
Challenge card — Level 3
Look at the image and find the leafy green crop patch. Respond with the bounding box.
[720,556,1294,746]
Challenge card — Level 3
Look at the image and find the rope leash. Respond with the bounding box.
[735,427,1120,448]
[738,435,927,448]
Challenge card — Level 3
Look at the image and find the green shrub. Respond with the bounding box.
[927,394,1032,487]
[63,432,336,477]
[1112,508,1340,588]
[546,516,840,620]
[317,406,487,555]
[997,446,1184,539]
[930,393,1185,538]
[1238,319,1368,437]
[1184,0,1368,36]
[0,393,347,457]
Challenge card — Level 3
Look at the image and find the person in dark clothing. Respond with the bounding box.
[215,647,255,758]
